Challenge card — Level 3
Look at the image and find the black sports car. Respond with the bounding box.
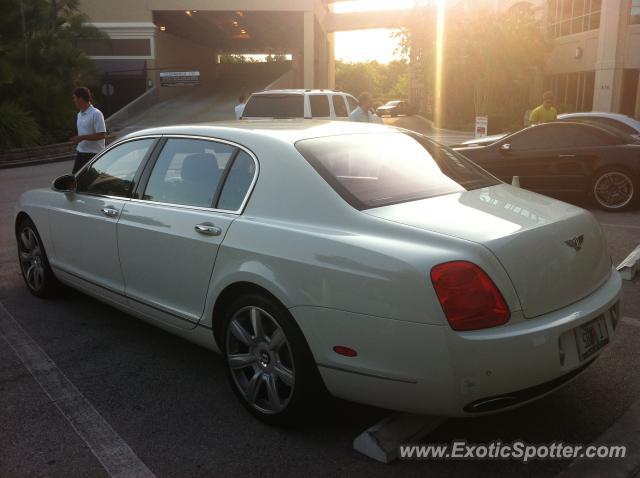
[452,121,640,211]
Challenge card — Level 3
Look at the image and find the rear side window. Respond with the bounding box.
[569,116,636,135]
[309,95,330,117]
[509,124,624,150]
[332,96,348,117]
[143,139,235,208]
[296,133,499,210]
[217,151,256,211]
[242,94,304,118]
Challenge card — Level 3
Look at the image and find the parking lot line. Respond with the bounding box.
[0,302,155,478]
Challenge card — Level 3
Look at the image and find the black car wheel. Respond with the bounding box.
[221,292,324,426]
[16,218,58,298]
[591,168,636,211]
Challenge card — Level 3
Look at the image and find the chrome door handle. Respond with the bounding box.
[194,223,222,236]
[101,207,119,218]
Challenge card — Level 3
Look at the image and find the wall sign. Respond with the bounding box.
[159,71,200,87]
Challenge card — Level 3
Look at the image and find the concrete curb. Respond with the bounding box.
[0,155,74,170]
[414,114,474,136]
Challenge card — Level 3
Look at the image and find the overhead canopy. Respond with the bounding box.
[153,10,304,53]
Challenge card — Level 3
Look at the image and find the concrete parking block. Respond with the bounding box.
[353,412,446,463]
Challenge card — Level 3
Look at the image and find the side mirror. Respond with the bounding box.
[499,143,512,153]
[52,174,77,193]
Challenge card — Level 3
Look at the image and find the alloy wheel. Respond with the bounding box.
[18,227,45,292]
[225,306,295,415]
[594,171,634,210]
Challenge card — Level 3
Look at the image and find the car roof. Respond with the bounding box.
[250,89,349,95]
[558,112,640,126]
[124,120,395,145]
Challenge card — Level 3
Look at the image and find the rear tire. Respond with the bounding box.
[16,218,58,298]
[221,293,324,426]
[591,168,637,211]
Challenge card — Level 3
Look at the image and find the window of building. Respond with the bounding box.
[547,0,601,38]
[78,39,152,57]
[632,0,640,24]
[543,71,595,112]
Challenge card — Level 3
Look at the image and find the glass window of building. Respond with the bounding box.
[547,0,601,38]
[543,71,595,112]
[632,0,640,24]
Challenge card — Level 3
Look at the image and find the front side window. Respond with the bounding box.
[504,127,551,150]
[143,139,235,208]
[346,96,359,112]
[242,94,304,118]
[332,95,348,117]
[309,95,330,117]
[77,139,154,198]
[582,117,636,135]
[296,133,499,210]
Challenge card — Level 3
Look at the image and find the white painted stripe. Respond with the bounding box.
[0,302,155,478]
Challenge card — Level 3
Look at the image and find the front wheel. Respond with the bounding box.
[591,168,636,211]
[16,218,58,298]
[222,293,324,426]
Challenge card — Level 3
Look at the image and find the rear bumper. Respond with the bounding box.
[292,268,622,416]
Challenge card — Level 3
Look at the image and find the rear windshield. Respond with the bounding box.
[243,94,304,118]
[296,133,500,210]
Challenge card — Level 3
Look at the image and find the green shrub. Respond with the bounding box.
[0,102,41,149]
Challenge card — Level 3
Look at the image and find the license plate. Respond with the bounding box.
[574,317,609,361]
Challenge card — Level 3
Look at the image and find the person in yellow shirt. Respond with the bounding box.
[529,91,558,125]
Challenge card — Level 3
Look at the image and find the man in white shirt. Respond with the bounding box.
[349,92,383,124]
[234,94,247,120]
[70,87,107,173]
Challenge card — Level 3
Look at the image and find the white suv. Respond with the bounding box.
[241,89,359,120]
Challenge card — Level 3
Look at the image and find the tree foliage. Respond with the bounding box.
[0,0,101,148]
[398,4,549,130]
[335,59,409,104]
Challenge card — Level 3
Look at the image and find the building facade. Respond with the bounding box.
[77,0,335,114]
[409,0,640,120]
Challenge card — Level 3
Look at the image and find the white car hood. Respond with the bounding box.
[365,184,612,318]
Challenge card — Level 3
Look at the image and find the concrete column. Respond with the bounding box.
[592,0,627,112]
[328,32,335,89]
[303,10,315,89]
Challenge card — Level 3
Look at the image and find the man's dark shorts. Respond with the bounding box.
[72,152,96,174]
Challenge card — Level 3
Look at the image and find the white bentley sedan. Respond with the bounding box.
[15,121,621,424]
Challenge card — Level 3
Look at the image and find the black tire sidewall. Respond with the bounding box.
[221,292,323,426]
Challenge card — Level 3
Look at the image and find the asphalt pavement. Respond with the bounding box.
[1,130,639,477]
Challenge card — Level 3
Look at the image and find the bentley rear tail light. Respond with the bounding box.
[430,261,510,331]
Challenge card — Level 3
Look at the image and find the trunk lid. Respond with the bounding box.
[365,184,611,318]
